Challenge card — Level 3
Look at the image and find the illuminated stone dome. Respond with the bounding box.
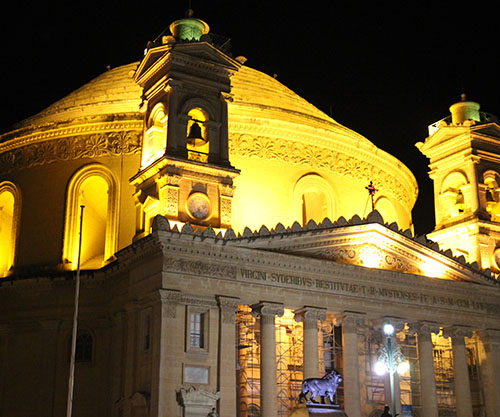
[0,44,417,275]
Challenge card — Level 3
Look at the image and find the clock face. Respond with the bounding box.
[187,193,211,220]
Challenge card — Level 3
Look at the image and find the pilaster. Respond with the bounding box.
[152,289,183,417]
[216,296,240,417]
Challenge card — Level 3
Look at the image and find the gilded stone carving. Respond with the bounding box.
[0,130,141,174]
[220,196,232,226]
[163,257,237,279]
[229,133,410,205]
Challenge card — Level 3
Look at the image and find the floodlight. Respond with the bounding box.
[383,323,394,335]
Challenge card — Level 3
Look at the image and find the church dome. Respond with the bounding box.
[0,53,417,274]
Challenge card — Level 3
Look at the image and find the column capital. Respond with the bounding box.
[409,321,440,336]
[216,295,240,310]
[158,289,183,318]
[443,325,473,341]
[294,306,326,325]
[336,311,366,333]
[477,328,500,353]
[216,295,240,324]
[251,302,284,319]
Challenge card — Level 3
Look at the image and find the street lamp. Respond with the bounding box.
[375,323,409,416]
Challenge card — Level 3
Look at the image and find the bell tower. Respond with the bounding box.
[131,11,240,237]
[417,95,500,272]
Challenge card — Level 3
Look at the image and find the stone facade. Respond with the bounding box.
[0,13,500,417]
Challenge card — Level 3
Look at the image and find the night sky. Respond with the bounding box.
[2,1,499,235]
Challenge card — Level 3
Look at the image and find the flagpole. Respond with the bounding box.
[66,205,84,417]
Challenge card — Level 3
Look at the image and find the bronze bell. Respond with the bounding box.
[187,121,207,147]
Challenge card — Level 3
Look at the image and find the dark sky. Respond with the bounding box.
[1,1,498,235]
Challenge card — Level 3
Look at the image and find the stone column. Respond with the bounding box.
[443,326,473,417]
[477,329,500,417]
[251,302,284,417]
[410,321,439,417]
[216,296,240,417]
[339,311,365,417]
[294,307,326,379]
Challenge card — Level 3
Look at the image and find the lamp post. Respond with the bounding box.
[375,323,409,416]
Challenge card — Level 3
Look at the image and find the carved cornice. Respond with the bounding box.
[294,306,327,325]
[163,257,237,280]
[229,133,412,206]
[0,130,142,174]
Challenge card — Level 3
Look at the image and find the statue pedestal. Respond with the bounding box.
[289,403,348,417]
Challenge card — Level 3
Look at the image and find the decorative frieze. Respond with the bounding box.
[163,257,237,280]
[0,130,142,174]
[229,133,412,206]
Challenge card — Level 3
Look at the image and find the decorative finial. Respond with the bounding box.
[186,8,194,18]
[461,93,467,102]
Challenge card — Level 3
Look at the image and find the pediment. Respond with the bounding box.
[134,42,240,86]
[134,45,172,83]
[172,42,240,69]
[238,221,494,285]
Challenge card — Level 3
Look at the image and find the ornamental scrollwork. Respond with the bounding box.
[163,257,237,280]
[228,133,410,206]
[0,130,141,174]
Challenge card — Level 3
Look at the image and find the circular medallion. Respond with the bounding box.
[187,193,211,220]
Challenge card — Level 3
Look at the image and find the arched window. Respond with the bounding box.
[68,330,93,363]
[63,165,118,270]
[374,196,398,225]
[293,174,335,225]
[483,171,500,222]
[186,107,210,162]
[141,103,167,168]
[0,182,21,277]
[440,171,468,219]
